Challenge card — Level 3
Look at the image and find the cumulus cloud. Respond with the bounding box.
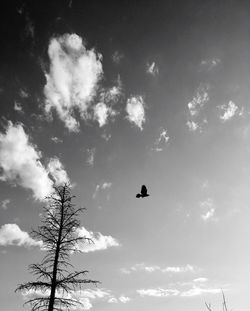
[0,122,54,200]
[126,95,146,130]
[1,199,10,210]
[93,102,116,127]
[77,226,119,252]
[146,61,159,76]
[0,224,42,248]
[121,263,195,274]
[219,101,239,121]
[47,157,70,186]
[118,296,131,303]
[44,33,103,132]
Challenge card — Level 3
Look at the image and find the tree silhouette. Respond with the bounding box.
[16,184,99,311]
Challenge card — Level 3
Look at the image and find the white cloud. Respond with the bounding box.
[0,224,42,248]
[187,85,209,117]
[186,84,210,131]
[219,101,239,121]
[44,33,103,132]
[93,182,112,199]
[152,128,169,151]
[77,226,119,252]
[47,157,70,186]
[200,198,217,222]
[93,102,116,127]
[0,122,54,200]
[23,288,111,311]
[181,286,221,297]
[121,263,195,274]
[51,136,63,143]
[193,277,208,283]
[200,58,221,71]
[137,288,179,297]
[186,120,199,132]
[19,88,29,98]
[126,95,146,130]
[86,148,95,167]
[1,199,10,210]
[146,61,159,76]
[14,101,23,113]
[119,296,131,303]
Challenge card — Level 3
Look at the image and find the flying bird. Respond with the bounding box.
[136,185,150,198]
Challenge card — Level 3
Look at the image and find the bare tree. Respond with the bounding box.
[205,290,230,311]
[16,184,98,311]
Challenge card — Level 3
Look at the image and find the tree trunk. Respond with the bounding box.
[48,189,65,311]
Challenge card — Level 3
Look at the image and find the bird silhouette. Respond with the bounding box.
[136,185,150,198]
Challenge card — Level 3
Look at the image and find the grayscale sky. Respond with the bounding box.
[0,1,250,310]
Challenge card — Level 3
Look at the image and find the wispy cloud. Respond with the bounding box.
[44,33,103,132]
[200,58,221,71]
[93,182,112,198]
[126,95,146,130]
[152,128,169,151]
[137,288,180,297]
[1,199,10,210]
[146,61,159,76]
[77,226,119,252]
[93,102,116,127]
[86,148,96,167]
[121,263,196,274]
[51,136,63,143]
[0,224,42,248]
[112,51,124,64]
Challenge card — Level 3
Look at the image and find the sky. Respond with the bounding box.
[0,0,250,310]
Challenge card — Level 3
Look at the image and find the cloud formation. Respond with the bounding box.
[200,198,217,222]
[152,128,169,151]
[146,61,159,76]
[93,102,116,127]
[219,101,239,121]
[187,84,210,131]
[0,122,70,200]
[47,157,70,186]
[0,122,53,200]
[1,199,10,210]
[44,33,103,132]
[121,263,195,274]
[126,95,146,130]
[77,226,119,252]
[0,224,42,248]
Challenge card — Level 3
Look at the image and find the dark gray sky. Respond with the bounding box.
[0,1,250,310]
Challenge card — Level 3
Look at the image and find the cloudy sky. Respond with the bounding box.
[0,1,250,310]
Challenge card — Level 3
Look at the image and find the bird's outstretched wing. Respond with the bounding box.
[141,185,148,196]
